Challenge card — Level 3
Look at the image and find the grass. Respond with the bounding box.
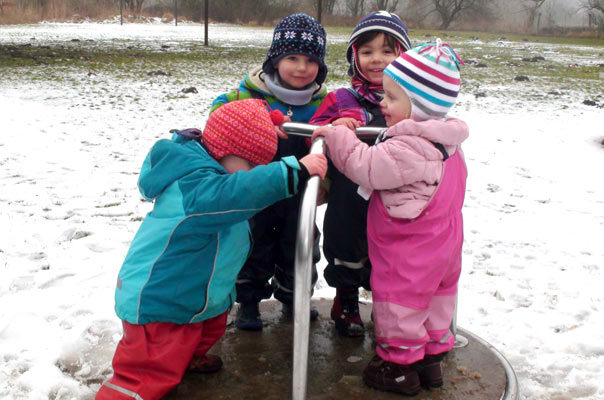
[406,28,604,47]
[1,26,602,111]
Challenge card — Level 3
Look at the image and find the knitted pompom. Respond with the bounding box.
[270,109,285,126]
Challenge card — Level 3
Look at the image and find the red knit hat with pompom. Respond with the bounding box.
[203,99,283,166]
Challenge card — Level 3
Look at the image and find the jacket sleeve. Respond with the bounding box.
[210,91,229,113]
[309,90,368,126]
[210,89,254,114]
[324,125,443,191]
[177,157,300,232]
[309,91,340,125]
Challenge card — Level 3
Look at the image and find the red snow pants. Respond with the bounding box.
[95,311,228,400]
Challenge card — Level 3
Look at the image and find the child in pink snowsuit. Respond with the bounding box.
[312,39,468,396]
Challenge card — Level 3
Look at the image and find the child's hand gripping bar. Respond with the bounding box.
[280,122,386,140]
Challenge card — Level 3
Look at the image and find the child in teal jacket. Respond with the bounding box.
[96,99,326,400]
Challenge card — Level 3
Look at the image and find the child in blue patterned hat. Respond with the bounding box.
[211,13,328,331]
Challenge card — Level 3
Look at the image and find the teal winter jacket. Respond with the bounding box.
[115,134,301,325]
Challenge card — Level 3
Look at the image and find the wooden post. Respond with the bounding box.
[120,0,123,25]
[317,0,322,24]
[175,0,178,26]
[204,0,209,46]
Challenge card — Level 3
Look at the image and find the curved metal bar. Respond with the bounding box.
[292,137,324,400]
[281,122,385,139]
[457,327,520,400]
[288,121,384,399]
[452,295,469,348]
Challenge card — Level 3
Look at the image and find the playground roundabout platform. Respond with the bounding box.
[165,299,518,400]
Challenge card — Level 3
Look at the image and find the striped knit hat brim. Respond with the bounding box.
[346,11,412,77]
[384,39,462,121]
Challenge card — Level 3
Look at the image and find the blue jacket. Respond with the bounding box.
[115,134,301,325]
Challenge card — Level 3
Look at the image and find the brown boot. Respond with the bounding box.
[362,355,421,396]
[187,354,223,374]
[418,353,446,388]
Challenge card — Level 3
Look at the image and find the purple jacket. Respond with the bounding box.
[310,88,377,126]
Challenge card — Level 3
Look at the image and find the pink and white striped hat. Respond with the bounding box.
[384,39,464,121]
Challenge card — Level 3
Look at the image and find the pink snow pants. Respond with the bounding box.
[367,151,467,365]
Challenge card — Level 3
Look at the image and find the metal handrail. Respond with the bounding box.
[287,121,385,400]
[291,136,324,400]
[281,122,386,139]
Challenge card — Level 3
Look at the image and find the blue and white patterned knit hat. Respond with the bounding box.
[346,11,412,76]
[384,39,464,121]
[262,13,328,85]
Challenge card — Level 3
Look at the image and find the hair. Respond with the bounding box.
[354,31,399,51]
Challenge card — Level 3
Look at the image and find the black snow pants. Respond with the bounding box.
[236,135,319,305]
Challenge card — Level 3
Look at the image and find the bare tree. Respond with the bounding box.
[411,0,492,29]
[202,0,295,24]
[123,0,144,14]
[320,0,337,15]
[521,0,547,31]
[374,0,400,12]
[581,0,604,37]
[346,0,366,17]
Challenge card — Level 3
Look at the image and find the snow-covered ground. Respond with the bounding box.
[1,22,603,400]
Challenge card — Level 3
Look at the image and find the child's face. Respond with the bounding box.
[357,33,397,84]
[219,155,254,174]
[380,75,411,126]
[275,54,319,90]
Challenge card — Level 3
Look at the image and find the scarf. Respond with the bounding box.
[264,72,319,106]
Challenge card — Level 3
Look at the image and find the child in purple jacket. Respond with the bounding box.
[309,11,412,337]
[313,40,468,396]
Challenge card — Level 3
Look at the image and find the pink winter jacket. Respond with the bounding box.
[323,117,469,219]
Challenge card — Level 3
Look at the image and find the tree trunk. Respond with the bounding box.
[347,0,365,17]
[526,8,536,31]
[376,0,399,11]
[439,15,452,29]
[434,0,480,30]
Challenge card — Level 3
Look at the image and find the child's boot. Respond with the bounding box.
[282,302,319,321]
[418,352,446,388]
[235,302,263,331]
[187,354,223,374]
[362,355,421,396]
[331,287,364,337]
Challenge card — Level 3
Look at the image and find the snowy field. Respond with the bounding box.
[1,22,603,400]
